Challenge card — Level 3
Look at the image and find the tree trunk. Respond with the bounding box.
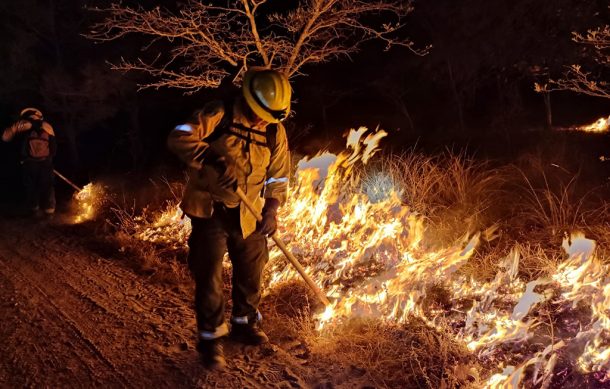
[49,0,80,166]
[128,100,143,170]
[447,60,465,132]
[543,92,553,131]
[395,96,416,133]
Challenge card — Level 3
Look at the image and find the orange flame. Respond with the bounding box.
[574,116,610,133]
[135,204,191,248]
[126,127,609,386]
[73,183,105,223]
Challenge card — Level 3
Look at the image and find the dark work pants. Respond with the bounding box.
[22,159,55,212]
[188,204,268,338]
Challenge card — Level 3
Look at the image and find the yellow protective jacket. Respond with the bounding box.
[167,98,290,238]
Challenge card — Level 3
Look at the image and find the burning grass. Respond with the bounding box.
[566,116,610,134]
[263,281,478,388]
[68,127,610,387]
[72,183,108,223]
[368,151,507,246]
[69,178,191,284]
[311,319,477,388]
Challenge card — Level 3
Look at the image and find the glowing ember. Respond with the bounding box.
[73,183,106,223]
[134,204,191,249]
[572,115,610,133]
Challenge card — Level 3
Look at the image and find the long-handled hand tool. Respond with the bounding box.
[53,169,82,192]
[235,187,331,306]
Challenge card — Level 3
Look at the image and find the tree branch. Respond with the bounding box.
[241,0,270,66]
[543,23,610,99]
[87,0,425,90]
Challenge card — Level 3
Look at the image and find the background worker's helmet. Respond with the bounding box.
[20,107,43,120]
[242,68,291,123]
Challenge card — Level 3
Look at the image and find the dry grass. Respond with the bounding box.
[112,230,189,284]
[70,177,192,285]
[263,281,479,388]
[361,151,508,246]
[582,224,610,260]
[513,169,606,234]
[71,148,610,387]
[263,281,317,343]
[309,319,478,389]
[463,238,564,283]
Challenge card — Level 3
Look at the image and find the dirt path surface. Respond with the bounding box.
[0,217,317,388]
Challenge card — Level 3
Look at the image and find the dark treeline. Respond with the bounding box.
[0,0,608,187]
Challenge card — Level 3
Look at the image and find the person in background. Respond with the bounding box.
[167,68,291,369]
[2,107,57,216]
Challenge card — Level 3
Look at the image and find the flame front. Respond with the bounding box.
[266,128,610,386]
[125,126,609,386]
[573,115,610,133]
[73,183,105,223]
[135,204,191,248]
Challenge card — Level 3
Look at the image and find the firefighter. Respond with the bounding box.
[2,108,57,216]
[167,68,291,369]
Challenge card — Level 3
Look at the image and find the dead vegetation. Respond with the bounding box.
[263,281,478,388]
[67,142,610,387]
[368,151,507,246]
[312,319,476,388]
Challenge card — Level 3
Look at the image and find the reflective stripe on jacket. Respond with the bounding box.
[167,98,290,238]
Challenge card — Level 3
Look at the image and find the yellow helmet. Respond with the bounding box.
[20,107,43,120]
[242,67,291,123]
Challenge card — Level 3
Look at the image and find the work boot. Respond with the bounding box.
[196,338,226,370]
[230,320,269,345]
[42,208,55,221]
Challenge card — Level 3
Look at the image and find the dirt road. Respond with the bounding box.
[0,218,313,388]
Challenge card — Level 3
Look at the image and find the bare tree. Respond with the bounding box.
[87,0,427,91]
[538,25,610,99]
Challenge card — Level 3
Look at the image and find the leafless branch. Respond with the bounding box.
[87,0,426,91]
[572,25,610,51]
[545,24,610,99]
[543,65,610,99]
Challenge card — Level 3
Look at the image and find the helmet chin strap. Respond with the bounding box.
[240,96,268,125]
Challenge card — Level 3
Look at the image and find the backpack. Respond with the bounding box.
[22,120,51,160]
[206,99,278,152]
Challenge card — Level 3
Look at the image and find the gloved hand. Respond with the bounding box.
[215,157,238,190]
[206,153,238,190]
[200,148,237,191]
[257,198,280,236]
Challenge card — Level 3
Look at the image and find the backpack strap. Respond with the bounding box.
[206,98,278,152]
[204,99,233,144]
[266,123,278,153]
